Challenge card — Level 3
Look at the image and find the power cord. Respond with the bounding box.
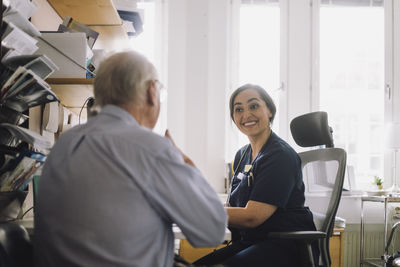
[20,206,33,219]
[78,97,92,125]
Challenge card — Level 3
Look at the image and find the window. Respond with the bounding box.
[317,1,385,189]
[129,0,167,135]
[227,0,281,161]
[129,2,156,63]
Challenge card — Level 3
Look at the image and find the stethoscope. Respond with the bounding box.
[225,128,272,206]
[225,144,251,206]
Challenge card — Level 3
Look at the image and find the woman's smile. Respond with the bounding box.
[242,120,258,127]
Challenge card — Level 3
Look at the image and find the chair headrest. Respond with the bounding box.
[290,111,334,148]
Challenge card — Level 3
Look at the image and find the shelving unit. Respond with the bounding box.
[30,0,129,126]
[0,3,55,220]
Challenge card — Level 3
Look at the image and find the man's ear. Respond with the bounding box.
[147,81,157,106]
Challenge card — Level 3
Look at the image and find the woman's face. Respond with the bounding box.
[232,89,272,139]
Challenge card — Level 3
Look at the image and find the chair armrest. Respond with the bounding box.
[268,231,326,240]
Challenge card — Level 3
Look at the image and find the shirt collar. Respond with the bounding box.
[99,105,139,126]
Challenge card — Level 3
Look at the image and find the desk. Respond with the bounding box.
[178,228,344,265]
[360,195,400,267]
[177,227,231,264]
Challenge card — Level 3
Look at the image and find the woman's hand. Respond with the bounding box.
[165,129,196,167]
[226,200,277,228]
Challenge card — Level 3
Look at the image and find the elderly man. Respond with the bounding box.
[34,51,227,267]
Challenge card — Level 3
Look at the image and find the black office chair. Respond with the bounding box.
[268,111,347,267]
[0,222,32,267]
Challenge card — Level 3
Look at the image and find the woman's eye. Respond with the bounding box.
[249,103,259,110]
[235,107,243,113]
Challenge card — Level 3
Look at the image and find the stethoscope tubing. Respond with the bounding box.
[225,144,251,206]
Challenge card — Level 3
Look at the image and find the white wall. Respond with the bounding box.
[167,0,230,191]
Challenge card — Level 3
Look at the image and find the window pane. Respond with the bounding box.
[129,2,156,62]
[128,1,167,135]
[231,3,280,154]
[319,4,384,190]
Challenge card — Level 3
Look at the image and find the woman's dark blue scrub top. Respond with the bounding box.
[229,132,316,243]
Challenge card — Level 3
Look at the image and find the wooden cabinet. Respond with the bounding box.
[179,228,345,266]
[179,240,227,263]
[330,228,344,267]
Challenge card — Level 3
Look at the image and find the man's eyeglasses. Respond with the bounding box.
[155,80,167,103]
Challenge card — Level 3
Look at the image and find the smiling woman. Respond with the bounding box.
[193,84,317,267]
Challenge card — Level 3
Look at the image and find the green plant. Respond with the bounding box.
[374,176,383,187]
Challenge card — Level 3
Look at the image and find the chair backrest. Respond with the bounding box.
[0,222,32,267]
[290,111,334,148]
[290,111,346,266]
[299,149,346,232]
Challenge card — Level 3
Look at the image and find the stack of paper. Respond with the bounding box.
[0,66,58,113]
[1,21,38,57]
[0,149,46,192]
[2,54,59,80]
[0,1,59,117]
[0,0,51,195]
[0,123,52,152]
[0,157,40,192]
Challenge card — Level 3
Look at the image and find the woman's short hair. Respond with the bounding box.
[94,50,158,108]
[229,84,276,123]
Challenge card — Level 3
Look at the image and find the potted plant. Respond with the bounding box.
[374,176,383,190]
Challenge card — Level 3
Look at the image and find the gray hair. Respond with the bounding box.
[94,51,158,108]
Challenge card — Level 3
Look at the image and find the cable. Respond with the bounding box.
[20,206,33,219]
[78,97,91,125]
[63,105,88,109]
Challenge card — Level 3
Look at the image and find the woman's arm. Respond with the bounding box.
[226,200,277,228]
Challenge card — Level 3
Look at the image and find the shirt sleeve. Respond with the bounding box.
[249,147,300,208]
[140,144,227,247]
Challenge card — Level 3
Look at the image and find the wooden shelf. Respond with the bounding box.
[47,0,122,26]
[46,78,94,84]
[48,84,94,116]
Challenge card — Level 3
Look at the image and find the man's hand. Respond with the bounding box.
[165,129,195,167]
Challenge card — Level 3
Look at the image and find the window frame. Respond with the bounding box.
[226,0,289,162]
[310,0,394,190]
